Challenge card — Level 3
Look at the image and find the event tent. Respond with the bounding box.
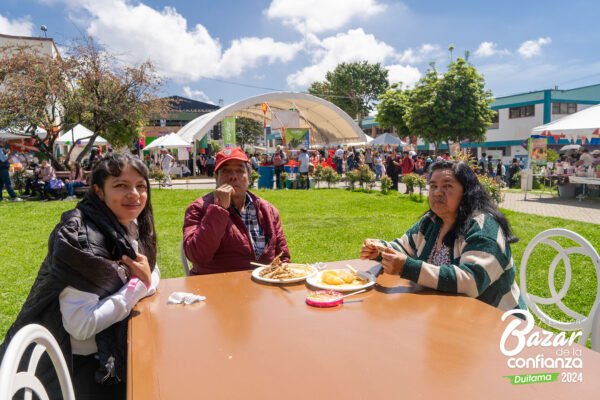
[176,92,368,146]
[56,124,107,145]
[0,126,47,141]
[143,132,190,150]
[531,104,600,139]
[369,133,407,146]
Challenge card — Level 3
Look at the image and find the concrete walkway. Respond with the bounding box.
[156,178,600,225]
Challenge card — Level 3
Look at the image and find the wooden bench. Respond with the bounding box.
[55,170,92,198]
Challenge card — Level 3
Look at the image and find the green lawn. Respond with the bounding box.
[1,189,598,341]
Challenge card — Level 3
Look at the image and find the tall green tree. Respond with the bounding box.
[375,84,411,138]
[235,117,263,149]
[405,58,494,151]
[308,61,389,124]
[404,63,443,149]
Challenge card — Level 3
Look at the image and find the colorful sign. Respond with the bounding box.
[284,128,309,149]
[528,137,547,165]
[222,117,236,148]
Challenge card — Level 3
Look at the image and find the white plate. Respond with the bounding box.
[306,270,376,292]
[252,264,318,284]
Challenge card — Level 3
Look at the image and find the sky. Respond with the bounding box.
[2,0,600,107]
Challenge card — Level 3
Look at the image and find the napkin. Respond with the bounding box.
[167,291,206,304]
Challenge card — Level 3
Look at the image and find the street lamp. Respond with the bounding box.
[40,25,48,38]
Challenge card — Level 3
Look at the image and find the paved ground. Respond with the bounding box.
[156,178,600,225]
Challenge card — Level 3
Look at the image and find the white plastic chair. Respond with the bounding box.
[180,239,190,275]
[0,324,75,400]
[520,228,600,350]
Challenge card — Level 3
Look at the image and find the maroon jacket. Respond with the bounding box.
[183,191,291,275]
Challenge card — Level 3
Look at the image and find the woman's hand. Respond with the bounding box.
[121,253,152,287]
[381,248,406,275]
[360,238,382,260]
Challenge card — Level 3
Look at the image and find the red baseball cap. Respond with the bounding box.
[214,147,249,172]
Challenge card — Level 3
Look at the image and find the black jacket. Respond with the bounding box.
[0,192,139,398]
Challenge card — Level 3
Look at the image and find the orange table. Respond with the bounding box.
[128,259,600,399]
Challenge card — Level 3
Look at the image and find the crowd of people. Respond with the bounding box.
[1,147,526,399]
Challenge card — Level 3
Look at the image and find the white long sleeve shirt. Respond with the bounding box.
[59,267,160,355]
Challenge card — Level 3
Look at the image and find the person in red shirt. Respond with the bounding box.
[183,148,290,275]
[400,151,415,194]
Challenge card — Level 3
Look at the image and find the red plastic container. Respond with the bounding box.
[305,290,343,308]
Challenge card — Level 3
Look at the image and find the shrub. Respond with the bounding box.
[11,169,28,193]
[478,174,504,204]
[380,176,393,194]
[402,173,427,201]
[344,170,359,190]
[357,164,375,191]
[249,170,259,188]
[313,164,324,188]
[321,166,340,189]
[149,167,166,188]
[279,172,288,188]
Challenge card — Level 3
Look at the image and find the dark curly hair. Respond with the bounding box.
[428,160,518,244]
[90,152,157,268]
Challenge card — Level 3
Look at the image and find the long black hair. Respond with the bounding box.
[90,152,157,267]
[428,160,518,244]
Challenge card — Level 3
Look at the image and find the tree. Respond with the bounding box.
[308,61,389,124]
[0,45,77,168]
[404,63,443,149]
[375,84,411,138]
[434,57,494,146]
[405,59,494,150]
[0,37,167,168]
[235,117,263,149]
[66,38,168,164]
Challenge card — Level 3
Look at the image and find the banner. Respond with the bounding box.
[222,117,236,148]
[199,134,208,149]
[284,128,309,149]
[528,137,547,165]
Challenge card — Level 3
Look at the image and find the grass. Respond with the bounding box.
[1,189,599,341]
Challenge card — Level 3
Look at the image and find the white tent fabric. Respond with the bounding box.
[531,104,600,137]
[0,126,47,140]
[176,92,368,145]
[56,124,107,145]
[370,133,407,146]
[143,132,190,150]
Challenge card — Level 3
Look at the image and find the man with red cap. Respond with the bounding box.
[183,147,291,275]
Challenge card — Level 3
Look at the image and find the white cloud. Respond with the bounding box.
[287,28,395,87]
[265,0,386,33]
[518,37,551,58]
[182,86,215,104]
[474,41,511,58]
[57,0,301,81]
[386,64,421,87]
[0,14,34,36]
[396,43,441,64]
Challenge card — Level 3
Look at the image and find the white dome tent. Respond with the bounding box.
[177,92,368,147]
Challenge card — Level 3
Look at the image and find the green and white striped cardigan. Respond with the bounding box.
[382,212,526,311]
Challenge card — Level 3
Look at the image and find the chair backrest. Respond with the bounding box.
[520,228,600,349]
[0,324,75,400]
[180,239,190,275]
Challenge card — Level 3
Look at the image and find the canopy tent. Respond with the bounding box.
[532,104,600,144]
[369,133,407,146]
[56,124,107,145]
[176,92,368,146]
[143,132,190,150]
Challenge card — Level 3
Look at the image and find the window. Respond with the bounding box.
[552,102,577,115]
[489,111,499,129]
[508,105,535,119]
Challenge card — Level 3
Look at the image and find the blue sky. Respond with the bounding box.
[2,0,600,106]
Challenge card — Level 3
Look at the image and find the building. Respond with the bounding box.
[144,96,220,141]
[474,84,600,159]
[0,32,60,59]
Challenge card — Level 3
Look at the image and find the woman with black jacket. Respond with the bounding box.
[0,152,160,399]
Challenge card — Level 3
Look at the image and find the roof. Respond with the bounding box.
[56,124,107,144]
[176,92,367,145]
[166,96,220,112]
